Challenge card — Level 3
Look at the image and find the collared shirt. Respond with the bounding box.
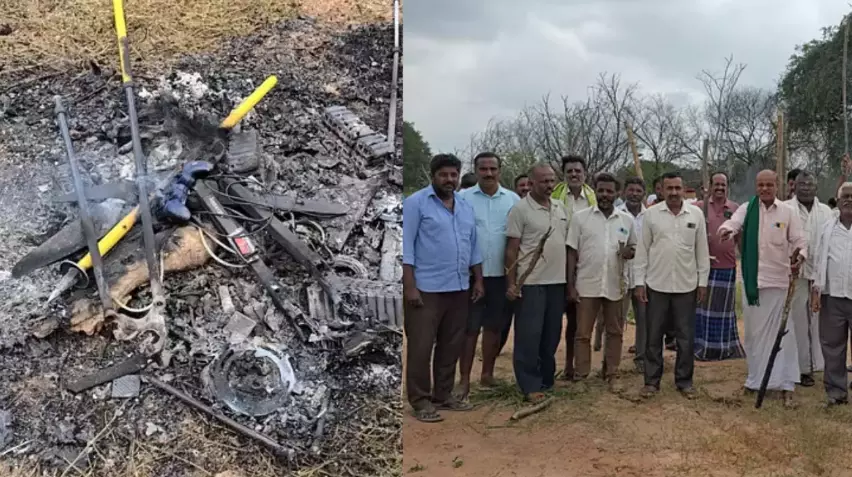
[718,199,808,289]
[695,198,739,269]
[566,207,636,300]
[784,197,833,279]
[459,184,520,277]
[617,202,646,289]
[506,194,569,285]
[812,218,852,299]
[402,185,482,293]
[561,187,593,228]
[634,202,711,293]
[823,222,852,300]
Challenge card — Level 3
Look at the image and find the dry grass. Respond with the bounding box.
[1,397,400,477]
[0,0,395,77]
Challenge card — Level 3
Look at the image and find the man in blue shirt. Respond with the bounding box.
[456,152,520,399]
[403,154,485,423]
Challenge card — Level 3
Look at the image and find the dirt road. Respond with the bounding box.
[403,317,852,477]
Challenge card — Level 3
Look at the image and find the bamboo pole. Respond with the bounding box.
[625,121,643,179]
[844,14,849,158]
[701,138,710,203]
[776,110,785,199]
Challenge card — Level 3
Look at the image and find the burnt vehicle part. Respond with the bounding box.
[321,105,393,163]
[224,128,261,173]
[206,344,296,417]
[65,354,150,394]
[194,179,309,342]
[219,178,339,304]
[213,182,349,219]
[144,375,296,460]
[307,276,402,329]
[12,199,128,278]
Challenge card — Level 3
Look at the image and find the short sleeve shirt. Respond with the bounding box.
[506,195,569,285]
[566,207,636,300]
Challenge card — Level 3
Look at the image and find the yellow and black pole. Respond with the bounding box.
[220,75,278,130]
[112,0,167,350]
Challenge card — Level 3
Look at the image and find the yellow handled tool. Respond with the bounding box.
[220,76,278,129]
[78,206,139,269]
[47,206,139,303]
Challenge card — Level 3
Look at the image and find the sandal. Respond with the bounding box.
[435,399,474,412]
[525,392,548,404]
[412,408,444,423]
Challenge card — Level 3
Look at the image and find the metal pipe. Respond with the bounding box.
[54,96,114,316]
[386,0,400,143]
[144,375,295,459]
[112,0,164,307]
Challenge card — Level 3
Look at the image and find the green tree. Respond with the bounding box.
[403,121,433,195]
[779,19,848,172]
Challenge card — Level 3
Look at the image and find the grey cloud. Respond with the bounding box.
[404,0,848,153]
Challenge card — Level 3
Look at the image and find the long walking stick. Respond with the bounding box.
[755,250,801,408]
[111,0,167,355]
[54,97,116,317]
[843,14,849,158]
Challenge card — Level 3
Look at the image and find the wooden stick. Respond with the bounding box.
[625,121,643,179]
[516,227,553,287]
[701,138,710,205]
[509,397,553,421]
[844,14,849,158]
[776,110,785,199]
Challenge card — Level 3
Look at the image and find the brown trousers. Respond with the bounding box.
[404,290,469,411]
[575,297,624,379]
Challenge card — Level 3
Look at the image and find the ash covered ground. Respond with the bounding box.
[0,17,402,477]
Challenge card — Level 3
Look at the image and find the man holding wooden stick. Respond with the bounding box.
[551,155,596,380]
[567,173,636,390]
[505,163,569,403]
[718,170,807,409]
[784,171,832,387]
[634,171,710,399]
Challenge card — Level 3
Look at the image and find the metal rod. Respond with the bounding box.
[54,96,114,314]
[144,375,294,458]
[386,0,400,143]
[112,0,164,305]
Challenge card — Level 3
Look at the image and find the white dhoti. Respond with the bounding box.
[743,288,800,392]
[790,278,824,375]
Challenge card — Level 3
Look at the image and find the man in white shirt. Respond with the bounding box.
[634,171,710,398]
[784,171,833,387]
[810,182,852,405]
[566,173,636,390]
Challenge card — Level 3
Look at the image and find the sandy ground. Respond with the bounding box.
[402,307,852,477]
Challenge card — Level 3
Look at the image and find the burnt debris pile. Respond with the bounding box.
[0,18,402,476]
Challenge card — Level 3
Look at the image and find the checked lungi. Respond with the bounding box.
[694,268,745,361]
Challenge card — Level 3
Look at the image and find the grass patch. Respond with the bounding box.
[0,0,394,76]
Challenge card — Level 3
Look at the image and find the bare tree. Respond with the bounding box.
[719,86,777,169]
[697,55,747,168]
[470,73,641,179]
[629,93,692,172]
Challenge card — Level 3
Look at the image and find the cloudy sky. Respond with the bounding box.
[404,0,848,154]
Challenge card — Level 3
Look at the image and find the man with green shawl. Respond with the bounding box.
[718,170,807,408]
[553,155,596,380]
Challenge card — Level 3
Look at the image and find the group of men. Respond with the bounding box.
[402,151,852,422]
